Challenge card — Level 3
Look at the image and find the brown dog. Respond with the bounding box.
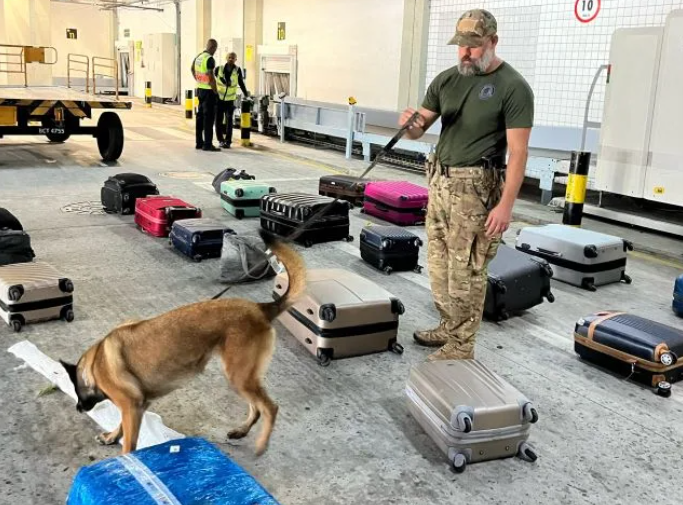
[60,230,306,455]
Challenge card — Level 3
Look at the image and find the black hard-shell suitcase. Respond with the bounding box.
[260,193,353,247]
[169,218,236,262]
[318,175,370,207]
[0,230,36,266]
[574,311,683,396]
[484,245,555,321]
[101,173,159,215]
[0,208,23,231]
[359,225,423,275]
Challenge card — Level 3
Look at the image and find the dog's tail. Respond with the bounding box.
[258,229,307,320]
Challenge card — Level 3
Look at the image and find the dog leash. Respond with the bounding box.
[210,111,422,300]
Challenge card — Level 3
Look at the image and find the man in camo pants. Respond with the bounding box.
[399,9,534,360]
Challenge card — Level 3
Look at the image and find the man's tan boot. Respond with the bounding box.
[413,327,448,348]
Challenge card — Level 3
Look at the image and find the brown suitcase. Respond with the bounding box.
[0,261,75,332]
[272,268,405,366]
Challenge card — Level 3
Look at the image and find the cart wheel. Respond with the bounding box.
[97,112,124,162]
[193,254,202,263]
[41,117,71,143]
[384,266,393,276]
[452,453,467,474]
[657,381,672,398]
[11,320,22,333]
[391,342,404,354]
[63,309,75,323]
[546,292,555,303]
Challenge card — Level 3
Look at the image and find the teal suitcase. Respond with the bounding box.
[220,180,276,219]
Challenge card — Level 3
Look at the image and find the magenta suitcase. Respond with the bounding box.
[362,181,428,226]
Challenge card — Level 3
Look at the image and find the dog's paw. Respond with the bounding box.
[96,432,119,446]
[254,439,269,456]
[226,428,248,440]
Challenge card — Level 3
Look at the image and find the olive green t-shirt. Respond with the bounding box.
[422,62,534,167]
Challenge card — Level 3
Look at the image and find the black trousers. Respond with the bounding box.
[195,88,217,148]
[215,99,236,144]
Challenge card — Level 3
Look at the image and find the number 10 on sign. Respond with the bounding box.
[575,0,600,23]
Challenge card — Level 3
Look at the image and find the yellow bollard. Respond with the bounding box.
[145,81,152,108]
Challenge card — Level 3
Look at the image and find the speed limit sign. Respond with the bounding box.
[575,0,601,23]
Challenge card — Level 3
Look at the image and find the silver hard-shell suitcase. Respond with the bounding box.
[405,359,539,473]
[515,224,633,291]
[0,261,75,332]
[272,268,405,366]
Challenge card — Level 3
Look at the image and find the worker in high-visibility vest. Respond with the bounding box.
[214,52,250,149]
[190,38,220,152]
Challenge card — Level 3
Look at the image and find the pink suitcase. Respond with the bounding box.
[134,196,202,237]
[362,181,428,226]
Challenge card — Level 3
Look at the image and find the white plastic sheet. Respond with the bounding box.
[8,340,184,449]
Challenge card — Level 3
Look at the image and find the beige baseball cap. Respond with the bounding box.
[448,9,497,47]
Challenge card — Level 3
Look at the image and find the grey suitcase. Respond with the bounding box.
[515,224,633,291]
[405,359,539,473]
[0,261,75,332]
[272,268,405,366]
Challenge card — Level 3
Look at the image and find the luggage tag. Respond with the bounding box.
[265,249,284,274]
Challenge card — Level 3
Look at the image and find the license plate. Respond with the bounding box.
[38,127,65,134]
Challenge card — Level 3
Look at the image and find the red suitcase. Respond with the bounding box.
[362,181,428,226]
[134,196,202,237]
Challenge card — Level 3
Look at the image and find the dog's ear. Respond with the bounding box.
[60,360,78,386]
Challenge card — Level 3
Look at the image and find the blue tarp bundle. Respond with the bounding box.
[66,437,281,505]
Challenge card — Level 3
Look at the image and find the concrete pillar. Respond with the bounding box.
[0,1,6,86]
[196,0,212,51]
[242,0,263,95]
[397,0,430,110]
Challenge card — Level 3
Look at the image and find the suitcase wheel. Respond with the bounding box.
[517,442,538,463]
[545,291,555,303]
[452,453,467,474]
[383,266,393,275]
[62,308,75,323]
[304,240,313,248]
[193,254,203,263]
[235,209,244,220]
[8,285,24,302]
[656,381,672,398]
[345,235,354,242]
[316,349,331,367]
[455,412,473,433]
[11,319,22,333]
[523,403,539,424]
[413,265,423,274]
[390,341,404,354]
[621,272,632,284]
[59,279,75,293]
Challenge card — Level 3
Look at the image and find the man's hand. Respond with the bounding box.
[399,107,438,140]
[485,202,512,238]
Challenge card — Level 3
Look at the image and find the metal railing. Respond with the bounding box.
[67,53,90,93]
[0,44,57,87]
[92,56,118,98]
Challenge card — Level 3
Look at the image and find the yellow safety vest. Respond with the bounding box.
[193,52,212,89]
[216,65,239,102]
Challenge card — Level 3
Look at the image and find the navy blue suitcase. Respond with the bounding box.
[359,225,423,275]
[169,218,236,262]
[674,274,683,317]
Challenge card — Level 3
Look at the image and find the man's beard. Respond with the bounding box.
[458,47,495,76]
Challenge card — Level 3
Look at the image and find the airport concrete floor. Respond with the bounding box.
[1,104,683,505]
